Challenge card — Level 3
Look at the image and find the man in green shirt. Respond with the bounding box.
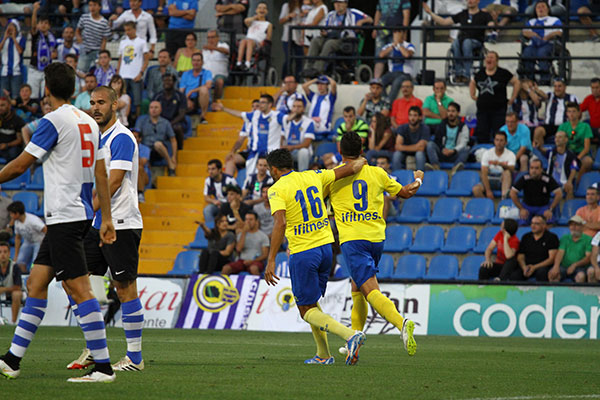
[549,215,591,283]
[557,102,593,182]
[422,79,454,129]
[336,106,369,152]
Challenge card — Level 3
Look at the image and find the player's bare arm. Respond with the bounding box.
[94,159,116,245]
[333,157,367,181]
[0,152,37,183]
[265,210,285,286]
[397,170,423,198]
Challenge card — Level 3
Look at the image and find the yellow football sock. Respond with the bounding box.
[366,290,404,332]
[304,307,355,341]
[310,324,331,359]
[351,291,368,331]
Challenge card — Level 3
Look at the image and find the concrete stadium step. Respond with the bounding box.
[178,150,228,164]
[155,176,203,190]
[143,216,200,231]
[141,230,196,246]
[145,189,206,203]
[140,201,204,218]
[196,123,241,135]
[220,99,257,110]
[139,258,174,275]
[139,244,185,260]
[224,86,278,99]
[176,164,232,177]
[204,112,241,124]
[185,137,238,150]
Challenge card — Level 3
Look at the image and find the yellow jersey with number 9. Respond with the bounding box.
[268,169,336,254]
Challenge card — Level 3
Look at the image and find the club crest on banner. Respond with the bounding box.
[193,275,240,313]
[276,287,295,312]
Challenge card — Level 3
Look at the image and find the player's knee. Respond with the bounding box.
[249,265,260,275]
[11,290,21,302]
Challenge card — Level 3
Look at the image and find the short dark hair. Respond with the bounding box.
[85,72,97,80]
[7,201,25,215]
[591,77,600,85]
[343,106,356,114]
[225,185,241,195]
[0,232,9,243]
[99,49,111,58]
[192,52,203,60]
[503,218,518,236]
[494,131,508,141]
[44,63,75,100]
[267,149,294,170]
[123,21,136,30]
[376,155,391,164]
[433,79,446,87]
[532,214,547,223]
[447,102,460,112]
[186,32,197,41]
[257,155,268,162]
[208,159,222,170]
[92,85,118,104]
[20,83,31,91]
[159,48,170,56]
[340,131,362,158]
[38,15,51,23]
[0,241,9,250]
[260,93,274,104]
[530,158,543,168]
[245,210,258,220]
[65,53,78,62]
[566,102,580,112]
[88,0,101,5]
[408,106,422,116]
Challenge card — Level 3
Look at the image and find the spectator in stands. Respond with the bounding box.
[87,50,116,87]
[202,30,230,100]
[279,0,304,78]
[179,52,212,119]
[483,0,517,43]
[21,96,51,145]
[301,0,327,53]
[521,0,562,85]
[275,75,305,114]
[14,84,40,123]
[500,111,533,173]
[146,50,178,100]
[64,54,84,101]
[372,1,411,79]
[153,73,187,151]
[215,0,249,37]
[473,131,515,199]
[423,0,494,83]
[532,78,578,151]
[132,129,150,202]
[525,0,566,18]
[117,21,149,119]
[422,80,454,131]
[235,2,272,72]
[470,51,520,144]
[254,185,273,237]
[0,241,21,324]
[0,96,24,161]
[220,185,252,230]
[512,78,542,130]
[336,105,369,152]
[357,78,390,122]
[302,75,337,138]
[221,211,269,276]
[242,156,273,206]
[76,0,111,73]
[576,185,600,238]
[393,106,428,171]
[173,32,197,74]
[542,130,579,199]
[376,155,400,220]
[557,102,593,182]
[74,73,97,115]
[0,20,25,99]
[29,3,56,100]
[203,159,238,223]
[510,158,562,225]
[365,112,395,165]
[109,74,131,126]
[479,218,519,281]
[7,201,45,273]
[56,26,79,63]
[165,0,197,58]
[425,102,469,174]
[198,214,236,274]
[110,0,157,54]
[133,100,177,175]
[588,227,600,283]
[390,79,422,130]
[379,27,415,103]
[282,98,315,172]
[577,0,600,42]
[302,0,372,78]
[580,77,600,140]
[549,215,591,283]
[218,99,259,176]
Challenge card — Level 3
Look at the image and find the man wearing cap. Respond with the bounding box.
[379,27,414,103]
[302,75,337,139]
[548,214,591,283]
[576,185,600,238]
[152,73,187,151]
[220,184,252,231]
[357,78,390,122]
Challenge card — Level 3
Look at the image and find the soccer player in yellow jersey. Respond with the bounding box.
[324,132,423,356]
[264,142,367,366]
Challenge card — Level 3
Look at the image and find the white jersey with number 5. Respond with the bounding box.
[24,104,103,225]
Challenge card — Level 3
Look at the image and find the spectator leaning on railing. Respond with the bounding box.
[379,27,415,104]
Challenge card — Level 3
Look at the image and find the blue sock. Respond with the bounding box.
[9,297,47,359]
[78,298,110,364]
[121,298,143,364]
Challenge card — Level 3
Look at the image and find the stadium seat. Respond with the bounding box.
[426,255,459,280]
[376,254,395,279]
[314,142,338,160]
[473,226,498,253]
[517,227,532,240]
[446,170,480,196]
[428,197,462,224]
[575,172,600,197]
[458,198,493,224]
[168,250,200,275]
[558,199,587,225]
[492,198,516,225]
[2,169,30,190]
[26,167,44,190]
[392,254,426,279]
[396,197,430,223]
[34,200,44,218]
[410,226,443,253]
[416,171,447,196]
[12,192,39,214]
[441,226,476,254]
[460,255,485,280]
[275,252,290,278]
[550,227,570,240]
[391,169,414,187]
[236,168,247,187]
[188,226,209,249]
[382,225,412,252]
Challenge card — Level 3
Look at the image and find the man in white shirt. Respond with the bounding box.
[7,201,46,273]
[282,98,315,172]
[472,131,516,200]
[117,21,149,120]
[202,29,230,100]
[56,26,80,63]
[110,0,157,54]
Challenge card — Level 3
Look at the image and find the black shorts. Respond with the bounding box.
[34,220,92,282]
[542,124,559,143]
[84,227,142,282]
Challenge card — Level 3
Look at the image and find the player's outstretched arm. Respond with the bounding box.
[265,210,285,286]
[0,151,36,184]
[94,160,116,246]
[333,157,367,181]
[397,170,423,198]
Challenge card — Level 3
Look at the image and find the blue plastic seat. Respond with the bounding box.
[390,169,414,187]
[376,254,395,279]
[2,169,30,190]
[409,226,444,253]
[392,255,426,279]
[441,226,476,254]
[314,142,338,160]
[458,198,494,224]
[446,170,480,196]
[168,250,200,275]
[550,227,570,240]
[188,226,209,249]
[236,168,247,188]
[517,227,532,240]
[558,199,587,225]
[460,255,485,280]
[473,226,498,254]
[416,171,447,196]
[575,172,600,197]
[428,198,462,224]
[12,192,39,214]
[26,167,44,190]
[426,255,459,280]
[492,198,516,225]
[275,252,290,278]
[383,225,412,252]
[396,197,430,223]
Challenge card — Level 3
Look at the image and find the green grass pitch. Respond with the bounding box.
[1,326,599,400]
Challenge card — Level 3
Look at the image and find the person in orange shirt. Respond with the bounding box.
[575,184,600,238]
[389,79,422,130]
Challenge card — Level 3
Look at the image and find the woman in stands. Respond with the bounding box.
[365,112,395,165]
[479,218,520,281]
[109,74,131,127]
[235,2,273,71]
[301,0,327,55]
[279,0,304,77]
[198,214,236,274]
[173,32,197,74]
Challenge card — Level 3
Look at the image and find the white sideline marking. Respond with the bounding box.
[461,395,600,400]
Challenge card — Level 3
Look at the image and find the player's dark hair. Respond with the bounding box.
[447,102,460,112]
[267,149,294,170]
[340,131,362,159]
[260,93,274,104]
[7,201,25,215]
[44,62,75,101]
[343,106,355,114]
[503,219,518,236]
[208,159,222,170]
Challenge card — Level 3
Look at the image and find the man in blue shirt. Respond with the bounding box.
[500,111,533,173]
[179,52,213,120]
[165,0,198,57]
[133,100,177,175]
